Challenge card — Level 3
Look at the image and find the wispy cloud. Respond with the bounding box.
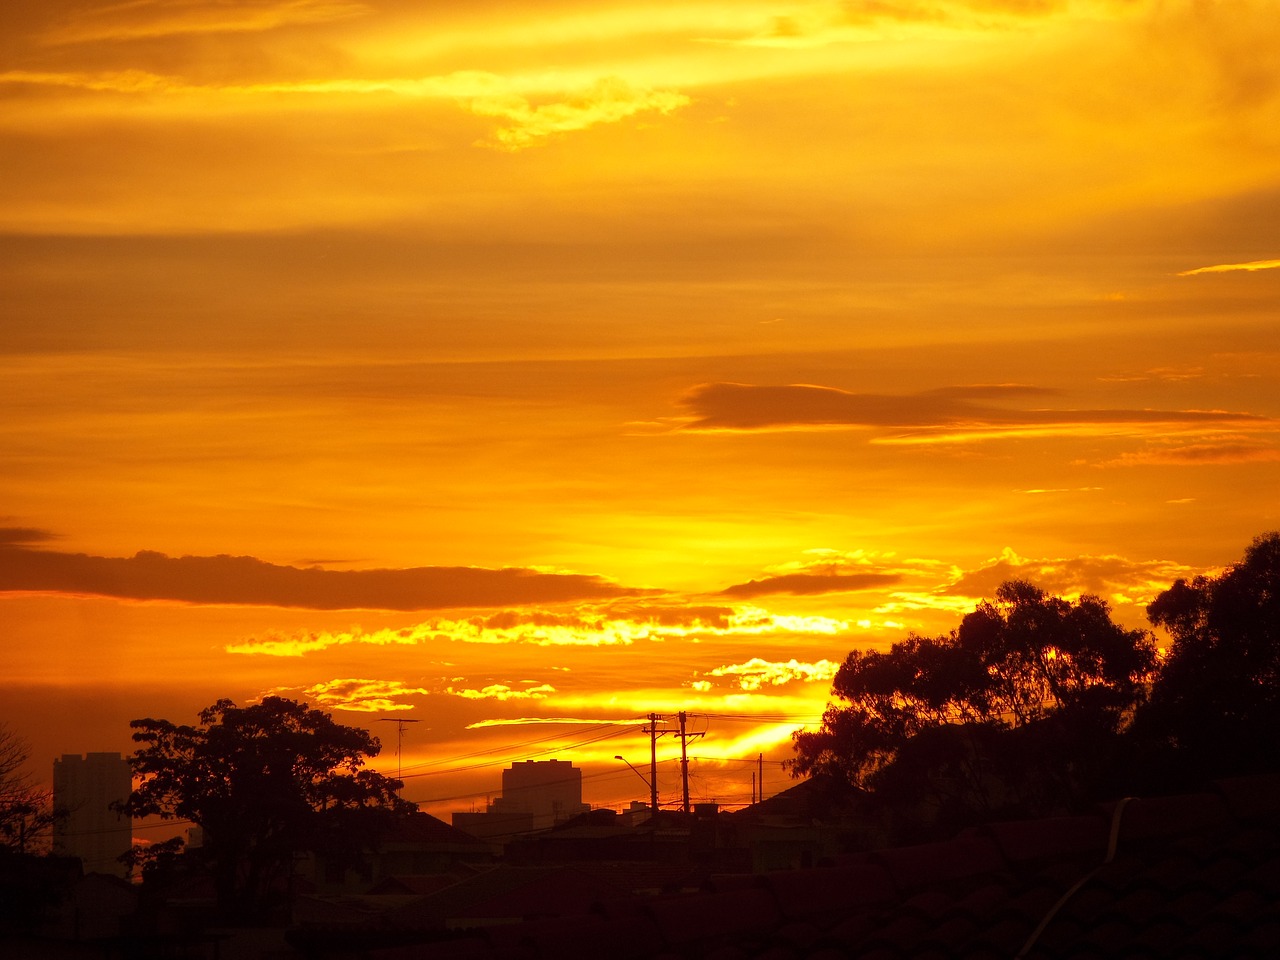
[700,657,840,691]
[447,682,556,702]
[1102,442,1280,467]
[0,525,57,546]
[288,677,430,713]
[710,0,1080,49]
[0,66,689,149]
[0,534,645,610]
[469,77,690,149]
[1178,258,1280,277]
[1019,486,1104,495]
[924,547,1200,610]
[466,716,642,728]
[678,381,1274,441]
[720,547,908,597]
[226,601,850,657]
[42,0,368,44]
[722,572,902,598]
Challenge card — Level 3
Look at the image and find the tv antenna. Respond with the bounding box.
[377,717,421,785]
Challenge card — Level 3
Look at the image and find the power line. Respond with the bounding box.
[398,725,636,781]
[688,755,787,765]
[391,721,640,776]
[693,713,823,723]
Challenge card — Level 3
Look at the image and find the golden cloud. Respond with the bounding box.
[469,76,690,149]
[465,717,642,729]
[447,683,557,702]
[934,547,1201,610]
[42,0,368,45]
[0,65,689,150]
[1178,258,1280,277]
[290,677,430,712]
[703,657,841,691]
[226,602,851,657]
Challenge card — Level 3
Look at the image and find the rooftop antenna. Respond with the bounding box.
[377,717,421,788]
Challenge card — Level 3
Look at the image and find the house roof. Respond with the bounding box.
[727,773,866,823]
[384,864,632,931]
[368,875,469,897]
[387,813,493,849]
[345,772,1280,959]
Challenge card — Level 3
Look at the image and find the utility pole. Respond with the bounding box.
[758,752,764,804]
[643,713,664,812]
[675,712,704,814]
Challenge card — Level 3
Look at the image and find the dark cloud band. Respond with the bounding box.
[0,533,646,610]
[680,382,1273,433]
[722,572,903,599]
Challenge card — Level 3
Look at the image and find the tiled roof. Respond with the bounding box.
[368,875,468,896]
[567,860,706,896]
[388,812,493,849]
[385,864,632,930]
[728,774,866,823]
[328,773,1280,960]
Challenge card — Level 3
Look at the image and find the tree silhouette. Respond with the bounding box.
[0,723,56,855]
[123,697,414,921]
[791,581,1156,826]
[1137,531,1280,782]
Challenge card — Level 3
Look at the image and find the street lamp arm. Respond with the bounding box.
[614,755,652,791]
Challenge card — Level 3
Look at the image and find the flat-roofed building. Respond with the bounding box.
[452,759,590,849]
[493,759,590,829]
[53,752,132,877]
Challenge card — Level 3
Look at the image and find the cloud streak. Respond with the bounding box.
[293,677,430,713]
[42,0,369,44]
[700,657,840,691]
[470,77,690,149]
[678,382,1274,440]
[0,67,688,149]
[1178,258,1280,277]
[447,683,556,702]
[1102,442,1280,466]
[722,571,903,598]
[0,534,645,610]
[226,602,850,657]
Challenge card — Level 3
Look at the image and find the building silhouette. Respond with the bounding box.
[52,752,132,877]
[453,759,590,847]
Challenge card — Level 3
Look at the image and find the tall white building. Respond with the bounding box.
[492,759,590,829]
[452,759,591,845]
[53,752,133,877]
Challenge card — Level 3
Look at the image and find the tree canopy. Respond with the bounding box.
[123,696,414,920]
[791,581,1157,828]
[1137,531,1280,781]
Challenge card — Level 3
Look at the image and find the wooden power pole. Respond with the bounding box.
[644,713,663,812]
[675,711,704,813]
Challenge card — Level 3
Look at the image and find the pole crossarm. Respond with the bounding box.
[640,713,668,812]
[675,711,705,814]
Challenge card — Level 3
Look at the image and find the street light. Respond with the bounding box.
[614,755,654,809]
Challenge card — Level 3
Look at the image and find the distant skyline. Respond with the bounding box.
[2,0,1278,819]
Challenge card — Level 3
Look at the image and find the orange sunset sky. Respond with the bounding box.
[2,0,1279,822]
